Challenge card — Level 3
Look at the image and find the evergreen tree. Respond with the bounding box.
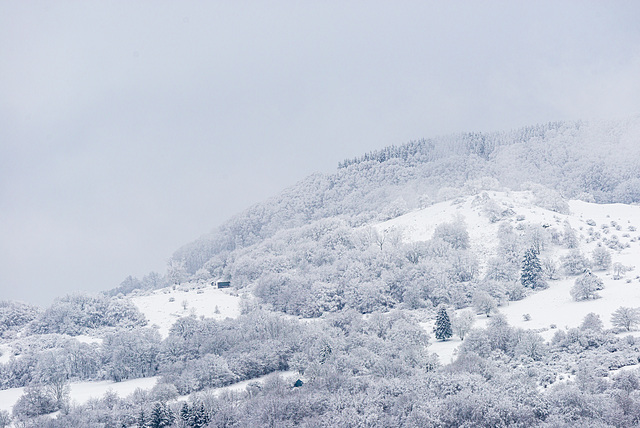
[434,306,453,341]
[319,343,332,364]
[521,247,545,289]
[149,402,174,428]
[180,402,192,426]
[137,409,147,428]
[191,403,210,428]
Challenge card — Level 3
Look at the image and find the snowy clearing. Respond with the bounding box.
[130,284,242,337]
[0,376,159,414]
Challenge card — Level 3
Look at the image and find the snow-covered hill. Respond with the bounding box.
[376,191,640,362]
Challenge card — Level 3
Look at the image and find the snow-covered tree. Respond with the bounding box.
[613,262,628,280]
[472,291,497,317]
[180,402,191,427]
[521,247,545,289]
[433,219,470,250]
[561,249,591,276]
[434,306,452,341]
[580,312,603,331]
[149,401,174,428]
[563,221,579,248]
[451,310,475,340]
[570,271,604,301]
[167,259,187,285]
[0,411,10,428]
[12,384,57,418]
[514,331,547,361]
[591,246,612,271]
[611,307,640,332]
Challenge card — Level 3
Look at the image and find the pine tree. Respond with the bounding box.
[192,403,210,428]
[137,409,147,428]
[149,402,174,428]
[434,306,452,341]
[180,402,192,427]
[319,343,332,364]
[521,247,544,289]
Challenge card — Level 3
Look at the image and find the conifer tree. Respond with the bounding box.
[521,247,544,289]
[149,402,174,428]
[137,409,147,428]
[192,403,210,428]
[180,402,192,426]
[434,306,453,341]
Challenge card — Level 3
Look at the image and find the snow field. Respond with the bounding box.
[131,283,242,338]
[0,376,159,414]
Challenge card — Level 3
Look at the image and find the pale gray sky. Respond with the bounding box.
[2,1,640,305]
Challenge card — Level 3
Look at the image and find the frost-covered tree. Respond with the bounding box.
[591,246,612,271]
[180,402,192,426]
[12,384,57,418]
[580,312,603,331]
[472,291,497,317]
[432,219,470,250]
[167,259,187,285]
[611,307,640,332]
[541,257,559,280]
[514,331,547,361]
[613,262,628,280]
[434,306,452,341]
[561,249,591,276]
[149,401,174,428]
[570,271,604,301]
[0,411,10,428]
[563,221,579,248]
[521,248,545,289]
[451,310,475,340]
[193,403,211,428]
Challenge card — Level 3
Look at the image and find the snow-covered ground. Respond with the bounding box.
[209,370,298,396]
[0,344,12,364]
[0,376,159,414]
[379,192,640,362]
[130,284,242,337]
[0,371,299,417]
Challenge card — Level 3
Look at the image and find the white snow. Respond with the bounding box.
[130,283,242,337]
[0,386,23,413]
[0,344,12,364]
[0,376,159,414]
[211,370,298,396]
[74,334,103,345]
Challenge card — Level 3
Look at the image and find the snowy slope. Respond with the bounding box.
[130,283,242,338]
[0,376,159,414]
[375,191,640,362]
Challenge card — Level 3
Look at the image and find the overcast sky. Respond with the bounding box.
[2,1,640,306]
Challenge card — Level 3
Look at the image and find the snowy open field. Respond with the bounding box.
[130,284,242,337]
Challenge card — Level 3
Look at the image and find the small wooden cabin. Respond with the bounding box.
[216,280,231,289]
